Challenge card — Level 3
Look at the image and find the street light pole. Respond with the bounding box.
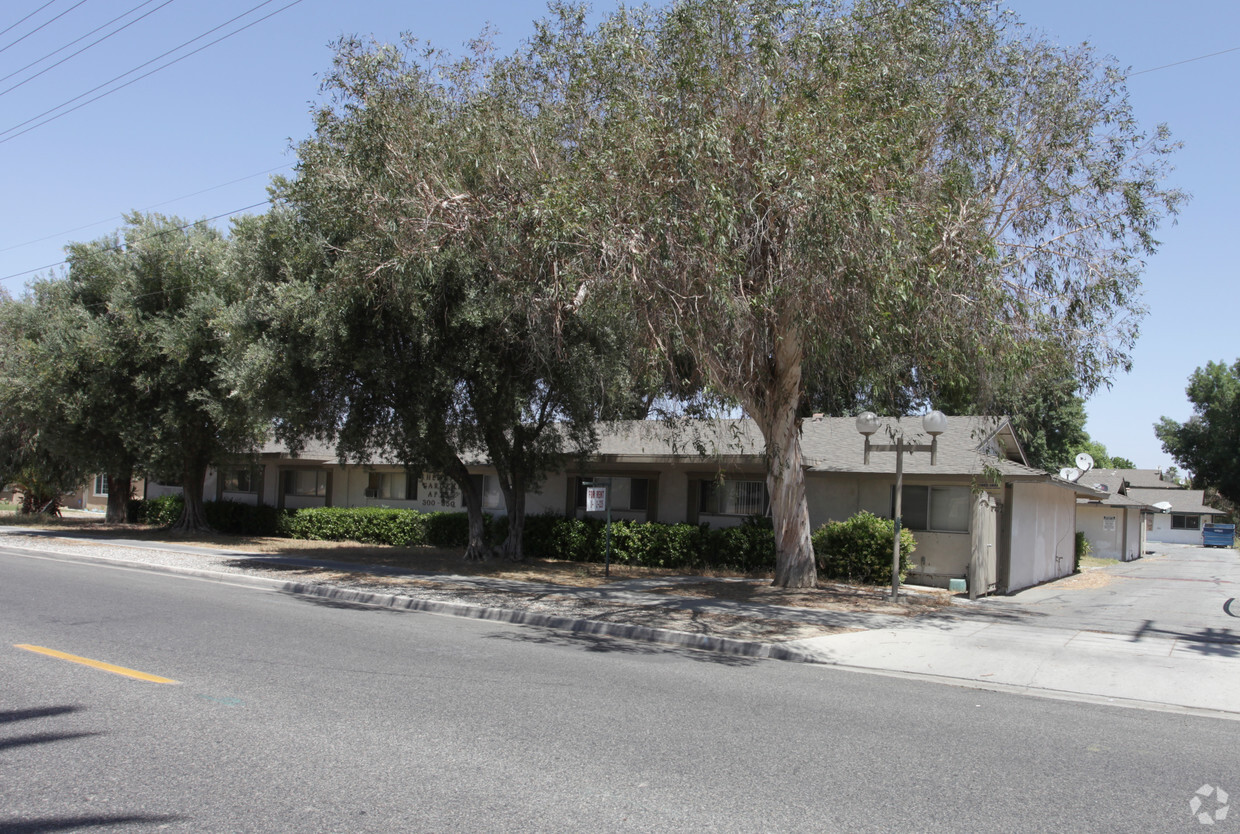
[857,410,947,602]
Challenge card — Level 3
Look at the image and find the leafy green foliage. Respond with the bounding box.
[1074,530,1091,573]
[236,33,642,562]
[522,513,774,572]
[280,507,426,546]
[812,512,917,585]
[531,0,1181,587]
[1156,360,1240,505]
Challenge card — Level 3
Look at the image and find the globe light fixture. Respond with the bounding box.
[856,409,948,602]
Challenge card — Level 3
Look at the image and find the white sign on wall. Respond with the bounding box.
[1103,516,1116,532]
[586,487,607,512]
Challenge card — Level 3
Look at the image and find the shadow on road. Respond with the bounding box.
[0,814,186,832]
[0,705,82,724]
[483,627,762,667]
[0,731,102,752]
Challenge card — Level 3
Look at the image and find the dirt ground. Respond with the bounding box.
[2,513,954,617]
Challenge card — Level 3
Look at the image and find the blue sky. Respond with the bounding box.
[1,0,1234,472]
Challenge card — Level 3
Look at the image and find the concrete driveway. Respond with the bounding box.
[790,542,1240,714]
[977,542,1240,646]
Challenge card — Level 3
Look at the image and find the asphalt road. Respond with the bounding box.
[3,547,1239,833]
[981,543,1240,643]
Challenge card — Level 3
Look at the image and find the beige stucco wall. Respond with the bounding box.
[1077,503,1142,561]
[1007,481,1076,591]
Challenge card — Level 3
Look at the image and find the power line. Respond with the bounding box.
[0,0,177,95]
[0,162,292,255]
[0,0,304,144]
[0,1,59,40]
[0,199,271,285]
[1128,44,1240,77]
[0,0,92,56]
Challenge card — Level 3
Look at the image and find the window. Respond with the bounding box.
[1171,514,1201,530]
[366,472,417,501]
[223,469,257,493]
[575,477,651,512]
[893,485,969,533]
[93,475,108,496]
[284,469,327,497]
[700,480,768,516]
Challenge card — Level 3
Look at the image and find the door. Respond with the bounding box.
[969,493,998,599]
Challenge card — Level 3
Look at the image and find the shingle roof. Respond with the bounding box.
[591,416,1075,483]
[256,417,1084,490]
[1117,469,1180,489]
[1125,487,1226,515]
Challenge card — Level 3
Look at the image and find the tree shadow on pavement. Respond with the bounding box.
[1131,620,1240,657]
[482,627,762,667]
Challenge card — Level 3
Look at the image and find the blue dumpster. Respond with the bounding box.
[1202,523,1235,548]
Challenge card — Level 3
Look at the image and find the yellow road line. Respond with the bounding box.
[14,644,180,684]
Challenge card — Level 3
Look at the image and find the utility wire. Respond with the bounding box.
[0,0,302,144]
[1128,44,1240,77]
[0,200,271,284]
[0,162,292,255]
[0,0,59,40]
[0,0,177,95]
[0,0,92,56]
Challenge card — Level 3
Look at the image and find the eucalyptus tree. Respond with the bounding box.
[237,35,636,560]
[538,0,1182,587]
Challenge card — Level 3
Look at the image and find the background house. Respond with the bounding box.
[1071,468,1226,548]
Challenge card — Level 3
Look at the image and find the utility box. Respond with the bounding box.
[1202,523,1235,548]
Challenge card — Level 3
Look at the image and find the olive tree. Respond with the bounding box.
[236,35,636,560]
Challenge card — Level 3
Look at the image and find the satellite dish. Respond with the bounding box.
[1092,483,1109,493]
[1059,467,1082,482]
[1153,501,1173,513]
[1075,453,1095,473]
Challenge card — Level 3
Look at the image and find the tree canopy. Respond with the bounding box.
[236,35,639,559]
[530,0,1182,586]
[1156,360,1240,504]
[4,213,269,529]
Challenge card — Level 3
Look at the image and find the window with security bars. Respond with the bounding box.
[699,480,769,516]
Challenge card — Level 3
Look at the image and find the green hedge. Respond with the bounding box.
[812,511,917,584]
[129,499,780,574]
[522,512,774,572]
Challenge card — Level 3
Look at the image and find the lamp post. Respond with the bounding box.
[856,410,948,602]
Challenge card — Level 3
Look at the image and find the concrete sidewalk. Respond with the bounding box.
[5,526,1239,718]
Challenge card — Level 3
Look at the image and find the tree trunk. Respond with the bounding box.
[445,457,489,561]
[105,472,132,523]
[171,461,212,533]
[759,406,817,588]
[500,476,526,562]
[748,323,817,589]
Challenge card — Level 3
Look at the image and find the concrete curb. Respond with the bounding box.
[3,543,818,663]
